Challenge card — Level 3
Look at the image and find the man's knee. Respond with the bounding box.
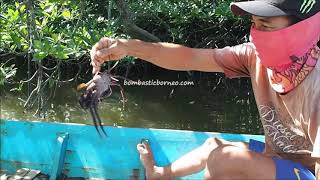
[203,137,226,147]
[204,145,275,180]
[197,138,229,165]
[205,145,249,179]
[207,145,243,167]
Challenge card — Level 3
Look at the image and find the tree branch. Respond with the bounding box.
[114,0,160,42]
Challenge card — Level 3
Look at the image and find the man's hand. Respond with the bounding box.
[90,37,128,74]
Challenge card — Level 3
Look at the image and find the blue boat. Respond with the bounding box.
[0,119,264,180]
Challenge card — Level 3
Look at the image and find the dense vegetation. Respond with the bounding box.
[0,0,254,118]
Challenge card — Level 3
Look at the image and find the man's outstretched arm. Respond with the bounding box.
[90,38,224,74]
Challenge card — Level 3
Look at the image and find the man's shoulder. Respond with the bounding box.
[235,42,260,72]
[233,42,256,51]
[231,42,258,62]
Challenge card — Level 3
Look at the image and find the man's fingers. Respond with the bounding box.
[96,49,111,60]
[90,37,122,74]
[91,37,114,60]
[93,37,112,51]
[137,144,147,154]
[90,40,112,74]
[91,49,109,63]
[91,59,101,73]
[92,66,100,75]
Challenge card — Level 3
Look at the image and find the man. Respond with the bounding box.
[90,0,320,179]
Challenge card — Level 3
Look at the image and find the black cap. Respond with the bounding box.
[230,0,320,20]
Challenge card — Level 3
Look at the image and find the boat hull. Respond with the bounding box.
[0,119,264,180]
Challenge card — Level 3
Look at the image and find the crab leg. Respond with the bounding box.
[85,79,95,86]
[92,106,108,137]
[89,106,102,137]
[101,87,113,98]
[108,61,119,71]
[112,75,136,83]
[111,83,126,109]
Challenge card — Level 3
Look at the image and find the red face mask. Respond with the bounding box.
[250,12,320,93]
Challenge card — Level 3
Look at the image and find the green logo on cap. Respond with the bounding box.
[300,0,316,13]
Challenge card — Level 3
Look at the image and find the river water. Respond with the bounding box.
[1,74,262,135]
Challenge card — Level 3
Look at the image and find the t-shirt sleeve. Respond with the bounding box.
[214,43,256,78]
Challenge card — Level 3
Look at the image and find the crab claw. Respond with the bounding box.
[79,91,91,109]
[77,83,87,91]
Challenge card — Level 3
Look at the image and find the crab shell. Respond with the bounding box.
[79,71,113,109]
[91,71,113,98]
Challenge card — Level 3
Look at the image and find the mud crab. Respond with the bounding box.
[77,64,125,137]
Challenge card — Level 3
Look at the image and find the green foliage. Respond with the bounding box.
[129,0,250,46]
[0,63,17,86]
[1,0,251,78]
[1,0,120,61]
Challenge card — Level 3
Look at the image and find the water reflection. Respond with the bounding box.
[1,78,262,135]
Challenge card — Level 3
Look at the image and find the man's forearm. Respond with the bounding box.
[121,39,223,72]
